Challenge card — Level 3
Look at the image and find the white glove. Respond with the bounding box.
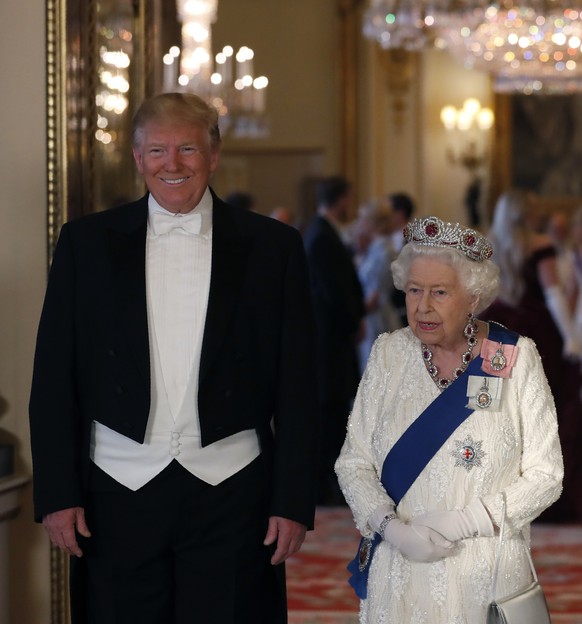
[544,284,582,359]
[411,499,494,542]
[368,504,455,562]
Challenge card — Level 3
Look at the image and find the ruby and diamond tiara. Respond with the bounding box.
[403,216,493,262]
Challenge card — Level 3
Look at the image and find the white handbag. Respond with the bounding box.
[486,494,551,624]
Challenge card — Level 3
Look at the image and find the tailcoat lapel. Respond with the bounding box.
[102,192,251,388]
[106,196,150,382]
[199,195,252,384]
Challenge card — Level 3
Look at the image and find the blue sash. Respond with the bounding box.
[347,323,519,599]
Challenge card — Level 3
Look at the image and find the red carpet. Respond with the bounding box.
[287,507,582,624]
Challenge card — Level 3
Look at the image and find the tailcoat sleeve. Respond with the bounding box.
[29,224,84,521]
[268,228,319,529]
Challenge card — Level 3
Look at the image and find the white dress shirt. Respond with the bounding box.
[91,189,260,490]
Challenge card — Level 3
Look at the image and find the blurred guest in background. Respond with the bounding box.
[387,192,416,326]
[571,207,582,344]
[387,192,416,255]
[547,210,577,311]
[485,189,582,522]
[353,199,401,373]
[304,175,365,505]
[270,206,294,226]
[226,190,255,212]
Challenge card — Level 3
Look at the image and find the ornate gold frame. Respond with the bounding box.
[45,0,158,620]
[46,0,158,261]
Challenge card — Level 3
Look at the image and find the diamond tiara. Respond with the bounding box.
[403,216,493,262]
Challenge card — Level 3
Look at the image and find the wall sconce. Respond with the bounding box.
[440,98,494,227]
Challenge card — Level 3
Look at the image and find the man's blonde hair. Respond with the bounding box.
[132,92,221,151]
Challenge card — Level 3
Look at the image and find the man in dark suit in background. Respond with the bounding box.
[303,176,365,505]
[388,191,416,326]
[29,92,318,624]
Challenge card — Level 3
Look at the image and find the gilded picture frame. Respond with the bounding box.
[46,0,161,261]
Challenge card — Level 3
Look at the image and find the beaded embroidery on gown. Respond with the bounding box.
[335,328,563,624]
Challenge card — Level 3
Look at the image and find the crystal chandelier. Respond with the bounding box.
[363,0,582,93]
[362,0,476,52]
[163,0,269,137]
[444,2,582,93]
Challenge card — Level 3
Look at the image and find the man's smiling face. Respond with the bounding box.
[132,120,220,214]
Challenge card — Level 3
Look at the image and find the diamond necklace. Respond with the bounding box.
[421,319,478,391]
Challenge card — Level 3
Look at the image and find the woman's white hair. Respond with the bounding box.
[391,243,500,314]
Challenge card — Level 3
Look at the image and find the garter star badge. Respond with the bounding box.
[451,434,486,472]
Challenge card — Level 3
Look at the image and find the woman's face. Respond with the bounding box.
[405,257,477,350]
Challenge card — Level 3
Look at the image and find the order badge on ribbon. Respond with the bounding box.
[480,340,518,378]
[466,375,503,411]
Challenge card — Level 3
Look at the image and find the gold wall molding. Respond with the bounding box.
[45,1,155,620]
[377,48,417,131]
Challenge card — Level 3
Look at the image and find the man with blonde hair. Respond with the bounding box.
[30,92,318,624]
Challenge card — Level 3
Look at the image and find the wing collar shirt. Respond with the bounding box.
[91,189,260,489]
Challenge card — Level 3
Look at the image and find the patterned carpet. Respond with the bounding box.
[287,507,582,624]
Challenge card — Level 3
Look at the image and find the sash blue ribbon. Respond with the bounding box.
[347,323,518,599]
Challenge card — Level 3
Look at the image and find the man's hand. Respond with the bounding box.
[42,507,91,557]
[263,516,307,565]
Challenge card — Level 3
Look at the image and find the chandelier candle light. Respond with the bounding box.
[440,98,494,227]
[440,98,494,175]
[164,0,269,137]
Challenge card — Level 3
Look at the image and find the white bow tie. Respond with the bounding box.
[150,211,202,237]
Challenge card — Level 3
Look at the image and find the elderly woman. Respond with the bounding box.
[335,216,563,623]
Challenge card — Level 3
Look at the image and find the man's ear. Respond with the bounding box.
[209,147,221,174]
[133,147,144,174]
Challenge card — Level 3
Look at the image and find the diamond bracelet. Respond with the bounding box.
[378,512,398,537]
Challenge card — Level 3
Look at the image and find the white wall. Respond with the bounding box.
[211,0,343,220]
[0,0,51,622]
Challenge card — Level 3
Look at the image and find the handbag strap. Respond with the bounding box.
[490,492,538,602]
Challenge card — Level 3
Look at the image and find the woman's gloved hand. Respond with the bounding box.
[411,499,494,542]
[368,504,455,562]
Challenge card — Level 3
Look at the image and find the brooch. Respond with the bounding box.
[451,434,486,472]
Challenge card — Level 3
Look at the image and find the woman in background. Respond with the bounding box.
[570,207,582,343]
[486,189,582,522]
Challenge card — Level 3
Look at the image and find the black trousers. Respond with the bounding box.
[74,457,283,624]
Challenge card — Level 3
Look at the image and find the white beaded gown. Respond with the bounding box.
[335,326,563,624]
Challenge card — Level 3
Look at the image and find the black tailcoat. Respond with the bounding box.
[29,191,318,530]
